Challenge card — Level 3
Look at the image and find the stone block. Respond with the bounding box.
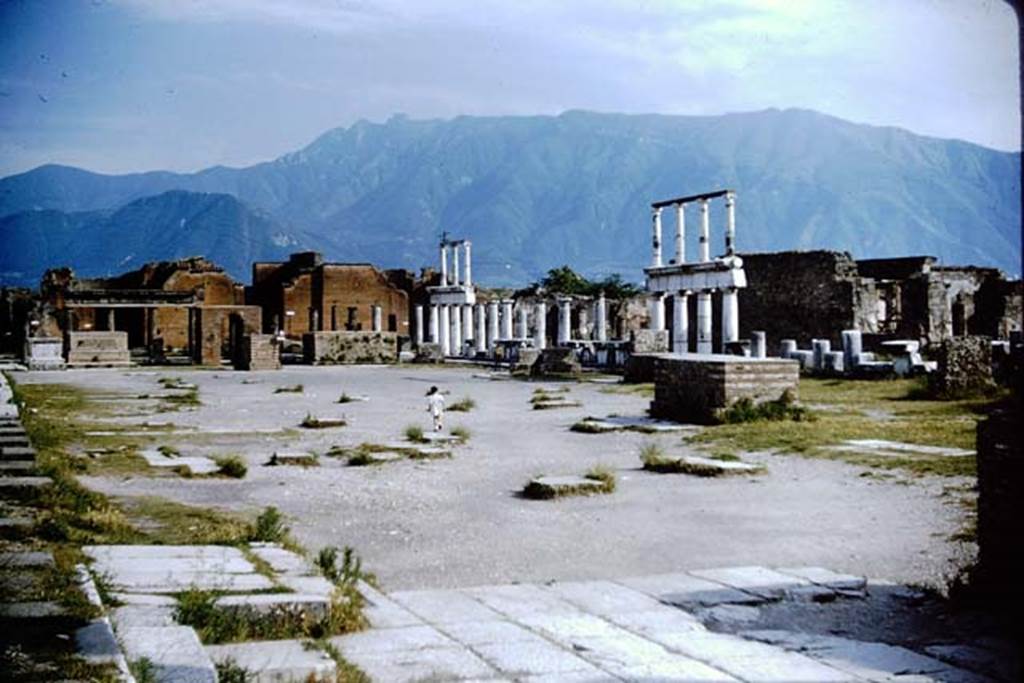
[24,337,65,370]
[331,624,455,654]
[0,460,36,475]
[473,640,595,677]
[531,347,582,378]
[824,351,844,374]
[543,580,666,618]
[118,626,217,683]
[462,583,582,619]
[65,331,130,367]
[215,593,332,622]
[0,434,29,447]
[629,328,670,353]
[649,355,800,425]
[0,446,36,460]
[750,331,767,359]
[248,544,310,575]
[303,331,398,365]
[276,574,336,598]
[339,644,497,681]
[689,566,811,600]
[205,640,337,683]
[390,589,502,624]
[234,334,280,371]
[412,342,444,363]
[774,566,866,591]
[929,335,994,398]
[110,604,177,629]
[0,476,52,500]
[0,550,53,569]
[75,619,121,664]
[623,352,668,383]
[523,474,613,499]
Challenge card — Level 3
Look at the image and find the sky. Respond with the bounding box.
[0,0,1019,177]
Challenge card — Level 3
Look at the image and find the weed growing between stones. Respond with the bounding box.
[214,455,247,479]
[450,426,471,442]
[404,424,427,443]
[569,419,606,433]
[215,658,250,683]
[250,506,288,543]
[129,657,157,683]
[585,465,616,492]
[448,396,476,412]
[157,445,180,457]
[317,545,376,588]
[274,384,304,394]
[317,640,372,683]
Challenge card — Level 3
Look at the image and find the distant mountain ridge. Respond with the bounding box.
[1,108,1019,287]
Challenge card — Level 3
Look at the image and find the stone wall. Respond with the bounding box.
[650,355,800,424]
[975,402,1023,598]
[234,334,280,371]
[192,306,261,367]
[928,336,993,399]
[65,331,130,367]
[302,331,398,365]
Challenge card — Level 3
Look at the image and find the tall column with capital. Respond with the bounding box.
[534,301,547,350]
[696,292,712,353]
[429,305,439,343]
[651,206,663,267]
[501,300,514,340]
[725,192,736,256]
[595,292,607,342]
[487,301,499,347]
[439,305,450,355]
[673,292,689,353]
[451,303,463,354]
[475,304,486,354]
[415,305,424,346]
[722,288,739,344]
[675,203,686,264]
[557,297,572,345]
[516,304,528,339]
[699,199,710,262]
[463,241,472,288]
[649,293,665,331]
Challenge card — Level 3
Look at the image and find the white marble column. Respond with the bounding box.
[595,292,607,342]
[725,192,736,256]
[699,199,711,262]
[557,297,572,345]
[534,301,547,350]
[501,300,514,340]
[463,304,474,353]
[722,288,739,344]
[651,206,663,267]
[439,305,450,355]
[463,241,472,288]
[516,305,528,339]
[452,244,461,286]
[487,301,500,347]
[415,305,424,345]
[451,303,463,354]
[673,292,689,353]
[429,304,439,343]
[371,305,382,333]
[751,331,767,359]
[440,244,448,286]
[696,291,712,353]
[475,304,486,354]
[675,203,685,264]
[649,293,665,331]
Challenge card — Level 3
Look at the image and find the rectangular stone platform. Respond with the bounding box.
[649,353,799,425]
[65,331,130,367]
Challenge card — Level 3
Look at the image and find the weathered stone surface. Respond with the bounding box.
[0,550,54,568]
[106,570,274,594]
[110,604,177,629]
[543,580,666,618]
[462,583,583,619]
[829,439,974,458]
[215,593,331,621]
[66,331,130,367]
[118,626,217,683]
[436,619,548,646]
[331,624,455,654]
[929,335,994,398]
[340,645,498,682]
[303,331,399,365]
[75,619,121,663]
[690,566,812,600]
[24,336,65,371]
[86,545,245,561]
[0,460,36,474]
[0,434,30,447]
[0,476,50,501]
[0,601,68,618]
[139,449,220,475]
[390,589,502,624]
[474,639,595,677]
[775,566,866,591]
[277,574,336,597]
[618,572,762,607]
[696,604,763,627]
[531,347,582,378]
[0,446,36,460]
[248,544,310,575]
[234,333,281,371]
[523,475,611,499]
[205,639,337,682]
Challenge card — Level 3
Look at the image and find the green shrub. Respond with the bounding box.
[249,506,288,543]
[215,455,247,479]
[404,425,426,443]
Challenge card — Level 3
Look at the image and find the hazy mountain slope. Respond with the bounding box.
[1,109,1019,286]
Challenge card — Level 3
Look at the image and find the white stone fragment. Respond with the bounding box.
[117,626,217,683]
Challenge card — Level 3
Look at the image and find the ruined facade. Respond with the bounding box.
[738,251,1021,350]
[250,252,410,339]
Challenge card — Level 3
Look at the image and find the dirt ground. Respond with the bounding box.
[15,365,977,593]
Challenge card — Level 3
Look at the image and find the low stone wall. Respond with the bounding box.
[624,353,670,384]
[302,331,398,365]
[531,348,582,378]
[928,336,993,398]
[23,337,65,370]
[65,331,130,367]
[975,403,1023,598]
[234,334,280,371]
[650,354,800,424]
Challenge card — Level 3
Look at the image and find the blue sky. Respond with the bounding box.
[0,0,1018,176]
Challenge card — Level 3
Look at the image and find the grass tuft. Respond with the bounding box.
[249,506,288,543]
[719,390,813,424]
[450,426,471,442]
[337,392,356,404]
[448,396,476,412]
[404,424,427,443]
[274,384,304,394]
[214,455,247,479]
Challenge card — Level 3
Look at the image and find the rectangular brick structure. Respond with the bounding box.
[303,331,398,365]
[650,354,799,424]
[234,334,281,371]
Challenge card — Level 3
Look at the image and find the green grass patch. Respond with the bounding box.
[118,496,251,545]
[448,396,476,412]
[403,424,427,443]
[250,506,289,543]
[450,426,470,442]
[214,454,247,479]
[719,390,813,424]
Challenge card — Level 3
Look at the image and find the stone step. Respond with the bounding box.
[248,543,311,575]
[205,639,337,682]
[117,626,217,683]
[0,476,52,501]
[0,446,37,460]
[0,460,37,475]
[0,435,30,448]
[0,515,35,539]
[689,566,812,601]
[215,593,332,621]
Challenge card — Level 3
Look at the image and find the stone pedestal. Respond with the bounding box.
[24,337,65,371]
[812,339,831,372]
[780,339,797,358]
[65,332,130,368]
[842,330,862,369]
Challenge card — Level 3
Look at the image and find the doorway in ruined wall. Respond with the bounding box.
[952,296,967,337]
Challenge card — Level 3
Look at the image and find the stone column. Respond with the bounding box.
[780,339,797,358]
[699,199,710,262]
[595,292,607,342]
[463,241,472,288]
[675,203,685,264]
[672,292,689,353]
[475,304,487,354]
[451,303,463,354]
[725,192,736,256]
[311,308,320,332]
[371,305,382,332]
[751,331,767,358]
[439,305,451,355]
[557,297,572,345]
[842,329,862,370]
[649,293,665,331]
[534,301,547,350]
[501,300,514,340]
[487,301,500,347]
[516,304,528,339]
[651,206,663,267]
[463,304,474,353]
[440,244,448,286]
[721,288,739,344]
[429,305,439,343]
[107,308,116,331]
[812,339,831,372]
[696,291,712,353]
[415,305,424,345]
[452,244,461,286]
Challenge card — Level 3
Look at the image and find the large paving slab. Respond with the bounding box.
[617,571,763,607]
[775,566,867,591]
[118,625,217,683]
[390,588,504,624]
[689,565,813,600]
[204,639,337,682]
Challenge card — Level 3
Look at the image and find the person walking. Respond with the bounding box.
[426,386,446,432]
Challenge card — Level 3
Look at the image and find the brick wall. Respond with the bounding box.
[302,331,399,364]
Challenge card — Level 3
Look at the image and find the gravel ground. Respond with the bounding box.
[16,365,975,592]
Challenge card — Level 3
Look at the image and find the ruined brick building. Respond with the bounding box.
[737,251,1022,350]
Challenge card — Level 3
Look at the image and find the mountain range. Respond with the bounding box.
[1,108,1019,287]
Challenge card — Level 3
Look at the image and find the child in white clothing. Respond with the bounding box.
[426,386,445,432]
